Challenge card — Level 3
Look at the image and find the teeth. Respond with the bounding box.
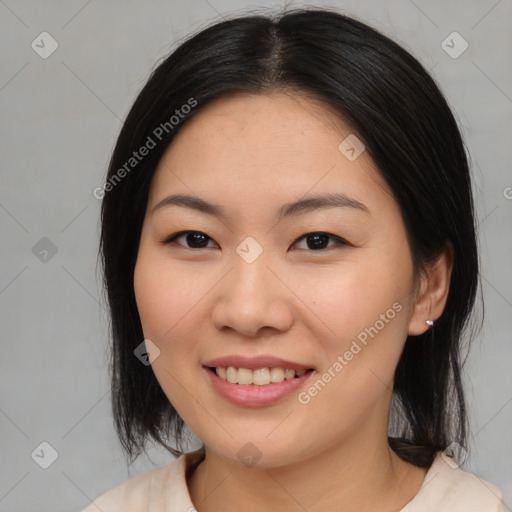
[226,366,237,384]
[238,368,253,385]
[253,368,270,385]
[284,369,295,380]
[214,366,310,385]
[270,367,285,383]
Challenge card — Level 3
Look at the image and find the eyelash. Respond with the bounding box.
[161,230,350,252]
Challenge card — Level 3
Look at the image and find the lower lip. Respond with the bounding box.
[204,367,314,407]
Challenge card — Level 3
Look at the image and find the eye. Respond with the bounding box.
[292,232,348,251]
[162,231,218,249]
[162,230,349,251]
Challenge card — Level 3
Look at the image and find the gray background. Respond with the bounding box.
[0,1,511,510]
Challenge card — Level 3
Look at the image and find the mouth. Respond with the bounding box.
[205,366,315,385]
[203,364,316,407]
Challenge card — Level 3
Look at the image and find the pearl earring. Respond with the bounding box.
[425,320,434,327]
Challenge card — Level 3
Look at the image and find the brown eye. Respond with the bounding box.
[292,232,348,251]
[163,231,218,249]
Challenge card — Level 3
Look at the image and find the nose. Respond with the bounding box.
[211,254,294,338]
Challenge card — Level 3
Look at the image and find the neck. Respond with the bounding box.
[187,427,427,512]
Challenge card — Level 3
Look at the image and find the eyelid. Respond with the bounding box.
[161,230,219,248]
[293,232,350,250]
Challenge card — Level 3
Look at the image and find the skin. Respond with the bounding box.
[133,91,453,512]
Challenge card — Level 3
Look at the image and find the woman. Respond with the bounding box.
[82,7,504,511]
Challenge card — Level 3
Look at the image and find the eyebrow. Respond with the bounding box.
[151,192,369,219]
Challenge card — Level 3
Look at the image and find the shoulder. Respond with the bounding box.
[79,448,203,512]
[402,452,505,512]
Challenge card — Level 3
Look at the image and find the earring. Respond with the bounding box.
[425,320,434,328]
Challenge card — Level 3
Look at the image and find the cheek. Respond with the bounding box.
[134,248,203,342]
[301,259,409,341]
[133,249,205,414]
[133,253,205,392]
[292,269,409,440]
[296,250,413,394]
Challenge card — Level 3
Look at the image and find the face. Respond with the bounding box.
[134,92,420,468]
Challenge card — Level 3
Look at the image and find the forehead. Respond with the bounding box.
[168,91,353,155]
[148,92,391,210]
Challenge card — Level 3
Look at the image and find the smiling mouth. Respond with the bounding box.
[206,366,315,386]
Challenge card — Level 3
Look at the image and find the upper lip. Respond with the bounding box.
[203,355,314,371]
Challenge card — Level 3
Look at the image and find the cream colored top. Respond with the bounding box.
[80,448,505,511]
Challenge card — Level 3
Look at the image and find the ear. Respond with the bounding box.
[408,242,454,336]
